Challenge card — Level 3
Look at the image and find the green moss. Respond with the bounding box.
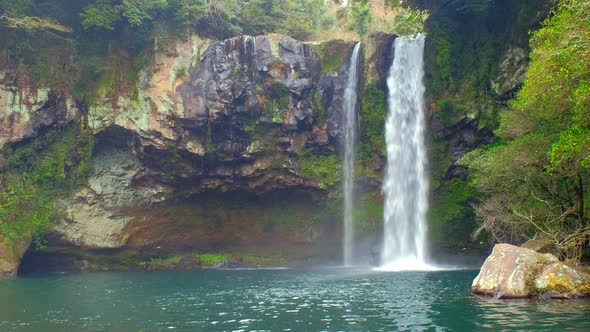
[312,40,348,75]
[266,83,291,123]
[149,255,182,266]
[241,252,286,266]
[96,68,116,98]
[126,53,147,83]
[174,66,188,80]
[8,39,72,88]
[298,148,341,186]
[435,98,456,126]
[352,193,383,237]
[0,119,94,243]
[312,89,327,126]
[427,136,451,190]
[160,141,183,182]
[244,121,260,137]
[243,116,275,140]
[359,83,386,161]
[428,178,477,247]
[197,253,228,266]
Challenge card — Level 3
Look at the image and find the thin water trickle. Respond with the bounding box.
[343,42,362,266]
[380,34,437,271]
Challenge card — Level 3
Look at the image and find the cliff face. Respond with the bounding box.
[1,33,394,274]
[422,0,553,251]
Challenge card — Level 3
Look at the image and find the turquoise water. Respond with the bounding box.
[1,268,589,331]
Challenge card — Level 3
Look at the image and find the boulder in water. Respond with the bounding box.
[472,243,590,299]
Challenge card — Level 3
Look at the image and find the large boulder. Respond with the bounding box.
[472,243,590,299]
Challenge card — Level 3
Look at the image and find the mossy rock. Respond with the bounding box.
[473,244,590,299]
[311,40,356,75]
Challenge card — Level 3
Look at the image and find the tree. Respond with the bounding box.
[383,4,429,36]
[80,0,121,30]
[220,0,333,40]
[81,0,170,30]
[348,1,372,36]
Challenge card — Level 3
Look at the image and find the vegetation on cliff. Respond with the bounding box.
[0,0,334,39]
[0,117,94,243]
[414,0,551,250]
[462,0,590,259]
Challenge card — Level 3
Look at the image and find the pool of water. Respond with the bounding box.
[1,268,589,331]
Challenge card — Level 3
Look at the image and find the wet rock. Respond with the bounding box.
[46,140,158,249]
[472,244,590,299]
[362,32,396,90]
[2,34,354,197]
[491,47,528,98]
[437,118,496,182]
[312,126,329,145]
[0,87,75,150]
[316,42,358,141]
[0,237,31,277]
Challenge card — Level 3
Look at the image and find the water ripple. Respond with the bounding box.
[0,268,588,331]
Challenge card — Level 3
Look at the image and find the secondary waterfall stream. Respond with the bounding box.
[379,34,435,271]
[343,42,361,266]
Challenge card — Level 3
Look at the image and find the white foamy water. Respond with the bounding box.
[380,34,437,272]
[343,42,361,266]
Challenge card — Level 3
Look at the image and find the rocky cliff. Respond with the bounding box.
[1,32,394,276]
[1,1,554,276]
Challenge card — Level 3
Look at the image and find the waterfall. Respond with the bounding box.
[379,34,435,271]
[343,42,361,266]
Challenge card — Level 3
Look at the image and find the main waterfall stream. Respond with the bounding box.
[343,42,361,266]
[379,34,436,271]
